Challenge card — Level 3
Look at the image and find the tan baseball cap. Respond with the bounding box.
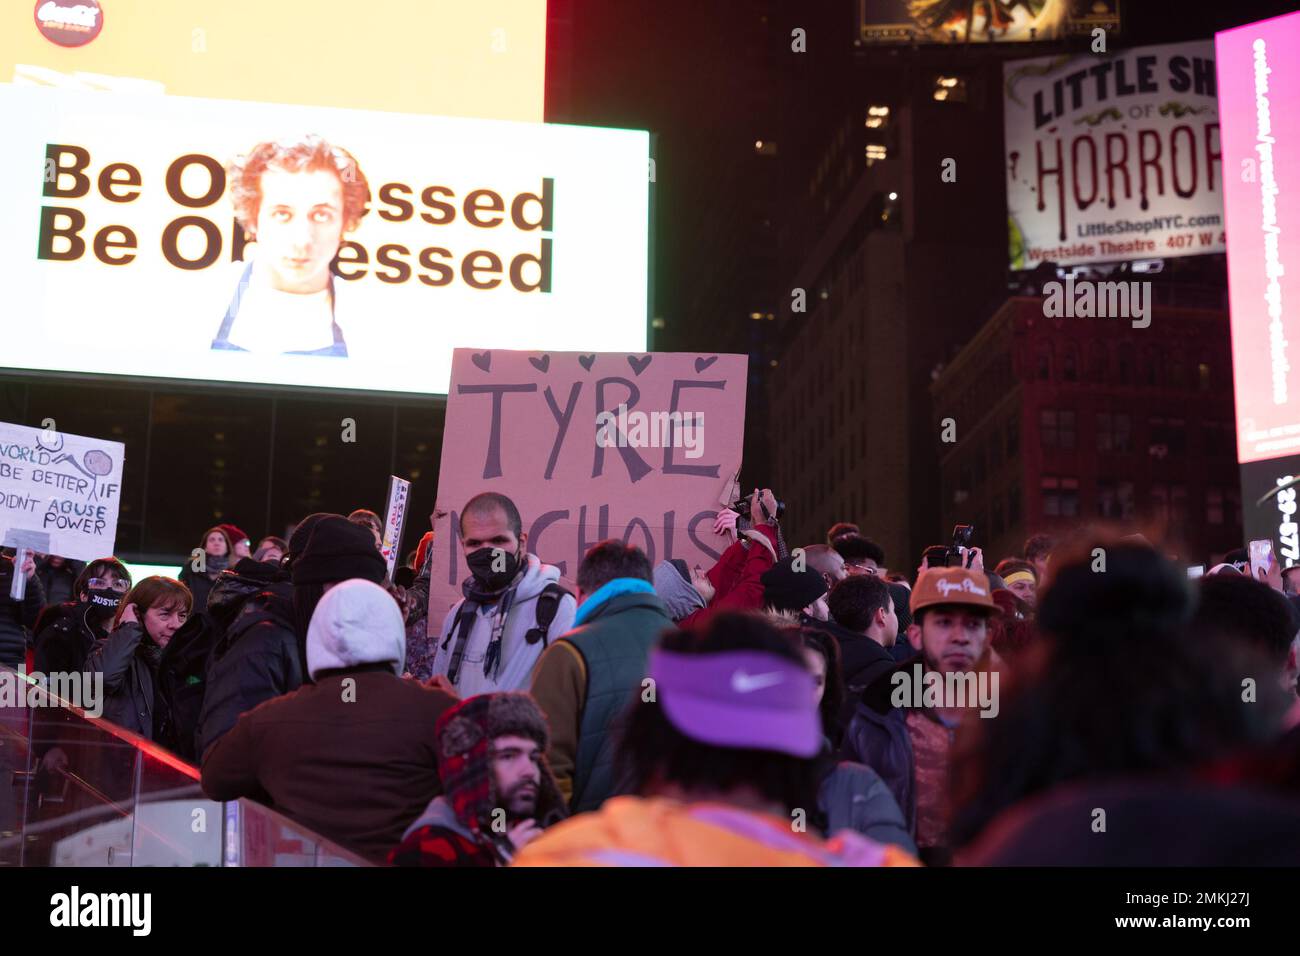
[909,567,999,615]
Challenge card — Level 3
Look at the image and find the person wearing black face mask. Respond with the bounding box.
[464,543,524,591]
[33,558,133,677]
[428,492,576,697]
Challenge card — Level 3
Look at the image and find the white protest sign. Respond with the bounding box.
[380,476,412,581]
[0,421,124,563]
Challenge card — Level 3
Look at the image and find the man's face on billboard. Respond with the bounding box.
[255,166,346,294]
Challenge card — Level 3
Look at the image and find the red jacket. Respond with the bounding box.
[679,524,779,628]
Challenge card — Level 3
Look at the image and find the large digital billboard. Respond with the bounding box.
[1004,40,1224,270]
[0,85,650,396]
[1,0,546,121]
[1217,10,1300,465]
[860,0,1118,45]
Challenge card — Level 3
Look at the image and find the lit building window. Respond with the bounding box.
[865,143,888,165]
[933,75,967,102]
[865,105,891,129]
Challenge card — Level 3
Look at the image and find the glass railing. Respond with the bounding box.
[1,664,369,866]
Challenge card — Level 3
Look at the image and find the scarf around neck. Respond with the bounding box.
[573,577,656,626]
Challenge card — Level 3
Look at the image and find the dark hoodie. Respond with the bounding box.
[196,561,301,757]
[804,616,898,732]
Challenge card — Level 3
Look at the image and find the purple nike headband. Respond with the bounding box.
[648,649,822,758]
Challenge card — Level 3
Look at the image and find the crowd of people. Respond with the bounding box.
[4,490,1300,866]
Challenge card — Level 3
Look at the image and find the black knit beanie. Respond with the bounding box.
[761,556,828,612]
[287,512,343,565]
[887,581,914,633]
[291,515,386,586]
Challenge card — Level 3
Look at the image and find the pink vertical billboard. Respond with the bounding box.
[1217,11,1300,464]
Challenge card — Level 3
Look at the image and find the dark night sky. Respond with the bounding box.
[549,0,1300,353]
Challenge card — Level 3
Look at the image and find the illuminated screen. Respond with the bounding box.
[1,0,546,121]
[1004,40,1224,270]
[122,562,179,583]
[0,84,651,395]
[1217,11,1300,464]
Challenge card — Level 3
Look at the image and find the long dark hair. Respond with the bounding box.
[615,611,822,814]
[792,626,846,748]
[293,582,325,681]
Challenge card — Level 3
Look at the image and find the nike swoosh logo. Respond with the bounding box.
[730,670,784,693]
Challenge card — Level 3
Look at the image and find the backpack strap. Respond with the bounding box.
[442,599,481,685]
[525,583,571,648]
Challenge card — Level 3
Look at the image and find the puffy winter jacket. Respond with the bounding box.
[530,589,673,811]
[817,755,916,854]
[197,576,302,757]
[677,524,779,628]
[87,622,161,739]
[512,796,919,867]
[840,654,919,836]
[32,601,108,677]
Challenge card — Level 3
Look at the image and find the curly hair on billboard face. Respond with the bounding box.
[228,134,370,236]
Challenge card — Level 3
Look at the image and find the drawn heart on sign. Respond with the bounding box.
[578,354,596,371]
[471,351,492,372]
[627,354,652,376]
[695,355,719,373]
[529,354,551,372]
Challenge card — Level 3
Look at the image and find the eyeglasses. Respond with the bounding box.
[87,577,130,593]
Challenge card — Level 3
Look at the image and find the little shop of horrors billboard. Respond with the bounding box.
[1004,40,1225,270]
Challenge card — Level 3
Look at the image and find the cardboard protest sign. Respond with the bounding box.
[428,349,747,620]
[0,421,124,562]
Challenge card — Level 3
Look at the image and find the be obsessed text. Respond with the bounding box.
[35,144,554,292]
